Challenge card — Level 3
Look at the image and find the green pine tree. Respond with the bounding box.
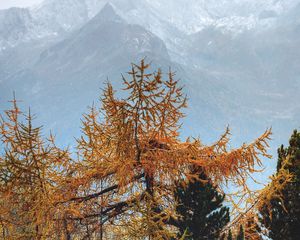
[173,169,230,240]
[260,130,300,240]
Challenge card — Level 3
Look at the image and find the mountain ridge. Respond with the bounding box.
[1,0,300,52]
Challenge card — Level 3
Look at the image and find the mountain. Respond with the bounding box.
[2,0,300,54]
[0,3,171,143]
[147,0,300,33]
[34,3,170,84]
[0,8,33,50]
[0,0,300,177]
[0,0,98,51]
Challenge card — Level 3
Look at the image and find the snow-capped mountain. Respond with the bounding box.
[147,0,300,33]
[0,0,98,51]
[28,0,300,35]
[35,2,170,81]
[1,0,300,52]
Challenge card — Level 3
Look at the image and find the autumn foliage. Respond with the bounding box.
[0,60,294,239]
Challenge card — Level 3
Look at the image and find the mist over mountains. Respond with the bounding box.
[1,0,300,175]
[1,0,299,48]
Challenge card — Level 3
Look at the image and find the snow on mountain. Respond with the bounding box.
[1,0,300,52]
[31,0,182,50]
[35,2,170,78]
[0,0,91,51]
[0,8,33,50]
[31,0,90,32]
[147,0,300,33]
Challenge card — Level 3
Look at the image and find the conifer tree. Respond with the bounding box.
[259,130,300,240]
[173,169,230,239]
[0,60,277,239]
[0,99,70,238]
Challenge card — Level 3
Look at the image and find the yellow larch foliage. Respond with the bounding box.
[0,60,287,239]
[0,99,72,239]
[221,155,295,239]
[60,60,273,239]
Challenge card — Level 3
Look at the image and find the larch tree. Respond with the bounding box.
[0,60,285,239]
[59,60,273,239]
[0,99,71,239]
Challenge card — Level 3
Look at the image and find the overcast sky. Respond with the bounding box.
[0,0,43,9]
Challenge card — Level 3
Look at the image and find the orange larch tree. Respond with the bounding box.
[0,60,292,239]
[58,60,273,239]
[0,99,72,239]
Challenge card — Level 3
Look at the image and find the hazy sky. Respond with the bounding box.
[0,0,43,9]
